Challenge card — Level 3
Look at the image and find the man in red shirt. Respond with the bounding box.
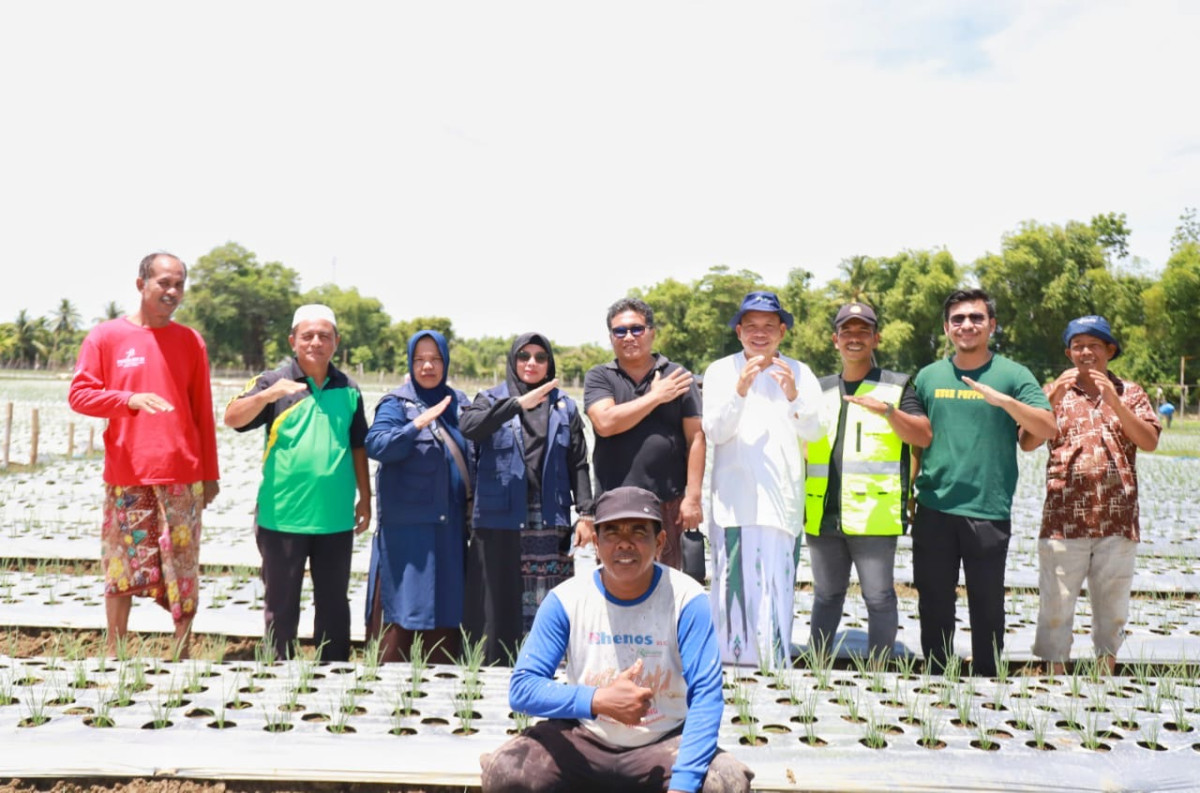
[69,252,220,658]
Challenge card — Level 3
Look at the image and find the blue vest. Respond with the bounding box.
[472,383,577,529]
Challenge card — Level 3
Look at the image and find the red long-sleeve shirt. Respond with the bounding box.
[69,318,220,486]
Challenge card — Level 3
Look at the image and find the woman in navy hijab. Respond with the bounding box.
[365,330,472,662]
[459,332,594,664]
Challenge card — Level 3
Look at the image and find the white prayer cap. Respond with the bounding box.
[291,304,337,329]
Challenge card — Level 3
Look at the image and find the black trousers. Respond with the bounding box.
[911,506,1010,677]
[463,527,525,666]
[256,526,354,661]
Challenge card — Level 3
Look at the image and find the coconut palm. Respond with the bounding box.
[48,299,83,367]
[11,309,49,368]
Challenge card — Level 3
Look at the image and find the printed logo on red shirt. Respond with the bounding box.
[116,347,146,369]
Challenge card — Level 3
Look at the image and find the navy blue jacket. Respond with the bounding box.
[366,383,473,527]
[466,383,582,529]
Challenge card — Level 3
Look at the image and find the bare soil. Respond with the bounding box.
[0,781,468,793]
[6,627,282,663]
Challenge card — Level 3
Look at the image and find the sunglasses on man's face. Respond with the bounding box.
[516,351,549,363]
[948,312,988,327]
[610,324,648,339]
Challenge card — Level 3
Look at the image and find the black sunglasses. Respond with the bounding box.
[948,312,988,327]
[516,351,549,363]
[610,324,648,339]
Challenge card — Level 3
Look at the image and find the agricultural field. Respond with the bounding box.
[3,374,1200,792]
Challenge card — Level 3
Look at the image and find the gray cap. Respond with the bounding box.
[595,487,662,525]
[833,302,878,329]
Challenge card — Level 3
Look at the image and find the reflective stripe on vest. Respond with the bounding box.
[804,379,906,536]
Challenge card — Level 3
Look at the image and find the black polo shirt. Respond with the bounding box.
[583,354,701,501]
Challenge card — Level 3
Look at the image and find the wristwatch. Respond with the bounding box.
[884,403,895,419]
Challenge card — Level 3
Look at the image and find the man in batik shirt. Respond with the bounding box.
[1021,315,1160,674]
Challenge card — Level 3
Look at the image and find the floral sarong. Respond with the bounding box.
[102,483,202,623]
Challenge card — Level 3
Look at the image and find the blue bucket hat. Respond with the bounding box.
[1063,315,1121,360]
[729,291,794,330]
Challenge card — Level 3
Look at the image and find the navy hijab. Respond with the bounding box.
[407,329,465,446]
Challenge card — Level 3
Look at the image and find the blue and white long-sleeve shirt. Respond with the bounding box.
[509,564,725,793]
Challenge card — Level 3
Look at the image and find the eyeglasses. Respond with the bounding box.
[610,324,648,339]
[516,351,549,363]
[948,312,988,327]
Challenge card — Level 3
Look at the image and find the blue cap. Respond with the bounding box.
[1063,315,1121,360]
[729,291,794,330]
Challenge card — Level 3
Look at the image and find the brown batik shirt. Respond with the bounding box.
[1039,372,1160,542]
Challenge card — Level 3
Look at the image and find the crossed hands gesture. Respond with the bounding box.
[1047,368,1117,409]
[736,355,797,400]
[414,395,453,431]
[516,378,560,410]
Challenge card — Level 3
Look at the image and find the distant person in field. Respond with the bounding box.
[224,304,371,662]
[480,486,754,793]
[584,298,705,577]
[68,252,220,659]
[1022,316,1160,674]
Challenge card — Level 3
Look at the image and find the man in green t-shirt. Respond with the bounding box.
[225,304,372,661]
[910,289,1055,676]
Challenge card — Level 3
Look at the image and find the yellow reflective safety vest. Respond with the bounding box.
[804,370,910,536]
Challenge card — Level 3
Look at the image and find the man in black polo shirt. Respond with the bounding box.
[224,304,372,661]
[583,297,704,572]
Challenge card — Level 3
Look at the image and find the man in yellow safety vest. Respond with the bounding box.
[804,302,931,662]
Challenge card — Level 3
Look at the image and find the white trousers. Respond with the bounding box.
[1032,536,1137,663]
[709,524,799,670]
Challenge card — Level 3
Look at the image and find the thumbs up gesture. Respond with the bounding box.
[591,658,654,726]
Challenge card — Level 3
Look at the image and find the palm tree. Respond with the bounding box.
[833,255,884,308]
[12,310,49,369]
[48,299,82,367]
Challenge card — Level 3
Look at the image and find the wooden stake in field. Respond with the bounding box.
[68,421,76,458]
[30,408,39,466]
[2,402,10,469]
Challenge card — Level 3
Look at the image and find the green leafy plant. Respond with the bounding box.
[892,651,919,680]
[918,704,946,748]
[263,700,294,733]
[18,688,49,728]
[146,695,174,729]
[860,713,887,749]
[1029,712,1054,750]
[735,685,762,746]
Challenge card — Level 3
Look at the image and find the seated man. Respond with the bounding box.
[481,486,753,793]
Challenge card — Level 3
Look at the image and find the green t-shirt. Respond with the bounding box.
[232,359,367,534]
[912,355,1050,520]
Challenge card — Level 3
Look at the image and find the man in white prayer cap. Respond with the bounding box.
[224,304,372,661]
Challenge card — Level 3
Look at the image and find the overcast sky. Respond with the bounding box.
[2,1,1196,346]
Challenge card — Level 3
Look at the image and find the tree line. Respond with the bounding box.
[3,210,1197,401]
